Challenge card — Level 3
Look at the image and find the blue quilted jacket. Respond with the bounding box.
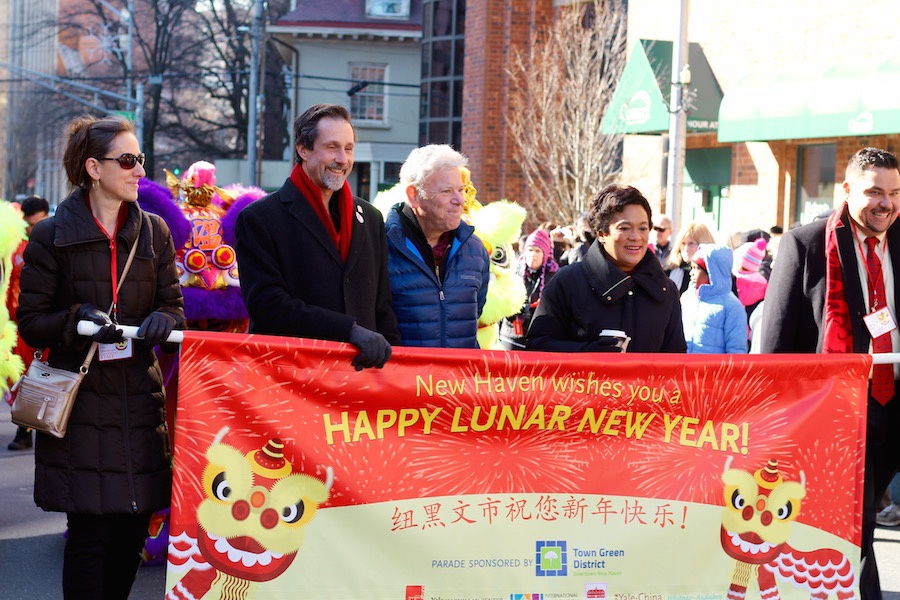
[385,205,490,348]
[680,244,748,354]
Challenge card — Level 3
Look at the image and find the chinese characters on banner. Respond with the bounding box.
[166,332,868,600]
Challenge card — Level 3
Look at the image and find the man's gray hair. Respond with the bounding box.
[400,144,468,189]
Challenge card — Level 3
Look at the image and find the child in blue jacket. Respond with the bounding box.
[680,244,748,354]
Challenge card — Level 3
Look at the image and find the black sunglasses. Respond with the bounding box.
[653,226,668,232]
[96,153,146,169]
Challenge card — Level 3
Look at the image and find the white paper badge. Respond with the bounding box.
[99,338,133,361]
[864,306,898,339]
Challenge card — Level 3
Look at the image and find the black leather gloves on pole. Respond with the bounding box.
[76,303,124,344]
[348,323,392,371]
[137,312,176,347]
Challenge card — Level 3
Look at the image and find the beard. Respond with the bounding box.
[321,164,348,191]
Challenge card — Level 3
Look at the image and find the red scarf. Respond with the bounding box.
[822,203,853,353]
[290,163,353,262]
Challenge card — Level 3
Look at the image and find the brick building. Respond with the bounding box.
[458,1,553,210]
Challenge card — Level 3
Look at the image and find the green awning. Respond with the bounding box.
[601,39,723,135]
[717,57,900,142]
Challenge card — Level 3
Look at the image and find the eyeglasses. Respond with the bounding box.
[653,226,668,233]
[95,153,145,170]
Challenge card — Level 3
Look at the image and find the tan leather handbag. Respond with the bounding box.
[11,346,98,438]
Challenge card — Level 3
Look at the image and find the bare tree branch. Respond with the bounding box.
[508,0,627,225]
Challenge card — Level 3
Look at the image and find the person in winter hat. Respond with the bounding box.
[732,237,769,319]
[499,229,558,350]
[681,244,748,354]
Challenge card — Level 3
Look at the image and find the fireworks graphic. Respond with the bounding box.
[403,352,596,497]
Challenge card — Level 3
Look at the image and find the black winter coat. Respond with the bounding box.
[235,178,400,343]
[761,205,900,353]
[17,189,184,515]
[526,241,686,353]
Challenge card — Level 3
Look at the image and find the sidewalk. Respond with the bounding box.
[0,403,165,599]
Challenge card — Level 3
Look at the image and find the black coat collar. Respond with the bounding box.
[581,240,671,304]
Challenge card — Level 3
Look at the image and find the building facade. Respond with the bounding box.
[267,0,423,199]
[3,0,61,201]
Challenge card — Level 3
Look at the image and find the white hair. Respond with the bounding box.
[400,144,468,189]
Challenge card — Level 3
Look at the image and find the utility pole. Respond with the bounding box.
[125,0,134,100]
[246,0,264,186]
[665,0,690,235]
[96,0,133,100]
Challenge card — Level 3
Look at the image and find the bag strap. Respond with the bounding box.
[112,214,141,309]
[80,212,143,374]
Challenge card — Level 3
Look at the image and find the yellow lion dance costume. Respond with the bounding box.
[1,202,27,393]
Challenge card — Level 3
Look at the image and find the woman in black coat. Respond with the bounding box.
[17,115,184,599]
[526,185,686,353]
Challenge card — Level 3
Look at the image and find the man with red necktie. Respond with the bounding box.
[763,147,900,600]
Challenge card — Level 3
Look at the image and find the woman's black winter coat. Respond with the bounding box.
[17,188,184,515]
[526,241,686,353]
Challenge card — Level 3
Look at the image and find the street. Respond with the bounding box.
[1,401,900,599]
[0,403,165,599]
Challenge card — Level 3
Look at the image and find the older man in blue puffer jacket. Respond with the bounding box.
[385,144,490,348]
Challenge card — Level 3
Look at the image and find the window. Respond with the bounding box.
[420,0,464,146]
[796,144,836,225]
[366,0,410,18]
[349,63,387,124]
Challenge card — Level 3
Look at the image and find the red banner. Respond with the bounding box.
[166,332,868,600]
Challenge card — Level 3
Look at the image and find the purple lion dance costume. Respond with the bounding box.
[137,162,264,565]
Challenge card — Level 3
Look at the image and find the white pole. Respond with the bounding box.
[665,0,689,235]
[135,82,144,148]
[77,321,184,344]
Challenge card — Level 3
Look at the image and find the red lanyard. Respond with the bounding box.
[91,214,120,322]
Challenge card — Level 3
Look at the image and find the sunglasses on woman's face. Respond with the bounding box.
[95,153,146,169]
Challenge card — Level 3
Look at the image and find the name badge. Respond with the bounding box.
[98,339,133,362]
[863,306,898,339]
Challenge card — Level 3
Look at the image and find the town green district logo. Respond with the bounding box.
[535,541,567,576]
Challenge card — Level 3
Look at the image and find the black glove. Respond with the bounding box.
[348,323,392,371]
[137,312,176,347]
[582,335,625,353]
[76,303,124,344]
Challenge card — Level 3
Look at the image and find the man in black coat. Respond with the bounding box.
[235,104,400,370]
[762,147,900,600]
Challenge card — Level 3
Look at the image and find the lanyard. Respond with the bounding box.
[91,213,120,322]
[851,221,887,311]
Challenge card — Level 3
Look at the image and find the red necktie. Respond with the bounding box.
[865,236,894,405]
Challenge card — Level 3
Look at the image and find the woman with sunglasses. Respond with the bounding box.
[17,115,184,599]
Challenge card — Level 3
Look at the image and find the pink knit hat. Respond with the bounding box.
[733,238,767,274]
[524,229,553,263]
